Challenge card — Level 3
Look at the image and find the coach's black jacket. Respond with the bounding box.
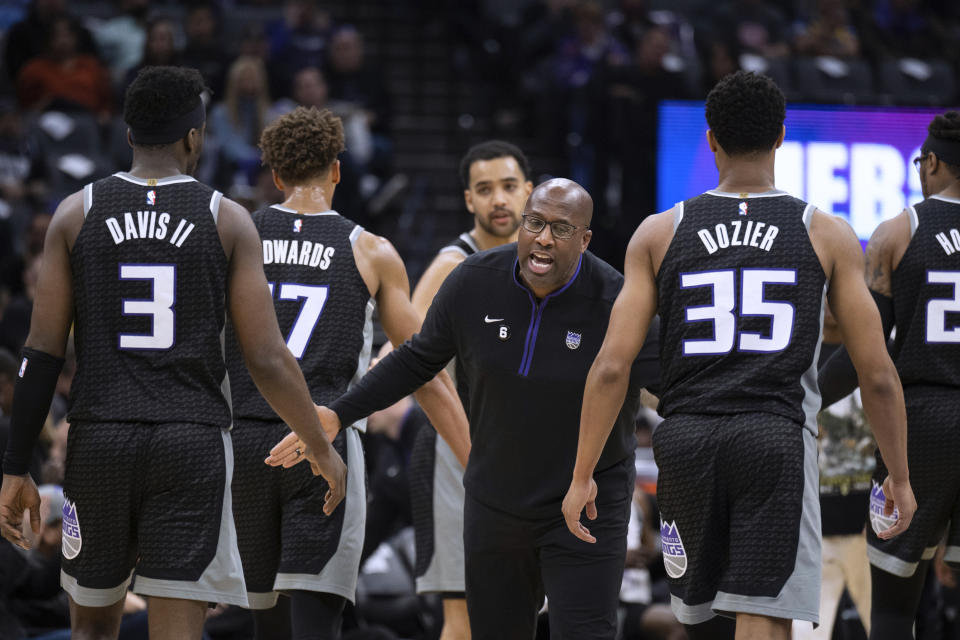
[331,244,659,518]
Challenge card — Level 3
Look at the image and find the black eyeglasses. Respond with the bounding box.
[913,155,927,173]
[521,215,585,240]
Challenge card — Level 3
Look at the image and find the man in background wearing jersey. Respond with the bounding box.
[407,139,532,640]
[565,71,915,640]
[0,67,345,640]
[819,110,960,640]
[226,106,469,640]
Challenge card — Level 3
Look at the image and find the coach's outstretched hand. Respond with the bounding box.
[877,474,917,540]
[562,476,599,543]
[265,405,346,515]
[0,473,41,550]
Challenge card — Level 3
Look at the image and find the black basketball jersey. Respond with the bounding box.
[439,231,479,259]
[890,195,960,389]
[656,190,827,429]
[68,172,231,426]
[226,205,374,424]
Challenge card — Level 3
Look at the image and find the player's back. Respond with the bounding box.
[891,195,960,389]
[227,205,373,422]
[656,190,826,430]
[69,172,230,426]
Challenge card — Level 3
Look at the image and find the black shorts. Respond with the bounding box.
[231,419,365,609]
[652,413,820,625]
[61,421,246,607]
[867,386,960,577]
[463,456,634,640]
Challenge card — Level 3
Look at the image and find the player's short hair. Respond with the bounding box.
[259,106,345,185]
[927,111,960,178]
[705,71,786,156]
[459,140,531,189]
[123,66,208,147]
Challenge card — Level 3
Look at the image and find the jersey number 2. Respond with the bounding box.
[268,283,330,359]
[681,268,797,356]
[926,271,960,343]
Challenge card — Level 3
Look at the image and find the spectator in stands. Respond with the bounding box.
[3,0,98,83]
[16,15,113,118]
[697,35,741,95]
[0,213,47,355]
[857,0,950,61]
[553,1,629,90]
[711,0,790,58]
[122,18,181,97]
[210,56,272,187]
[794,0,860,58]
[91,0,149,86]
[267,0,333,102]
[180,3,229,98]
[0,96,32,262]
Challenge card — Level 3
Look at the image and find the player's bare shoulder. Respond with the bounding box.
[353,229,407,296]
[628,206,680,275]
[51,189,86,250]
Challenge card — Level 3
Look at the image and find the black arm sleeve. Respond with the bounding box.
[329,266,462,427]
[2,348,64,476]
[818,289,895,409]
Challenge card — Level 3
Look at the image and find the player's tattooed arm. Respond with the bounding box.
[863,210,910,298]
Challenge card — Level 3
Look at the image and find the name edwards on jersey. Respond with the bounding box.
[262,237,335,270]
[104,209,198,248]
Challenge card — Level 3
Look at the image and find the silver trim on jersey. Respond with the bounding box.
[271,204,339,217]
[439,231,479,257]
[112,172,197,186]
[672,202,684,232]
[931,194,960,205]
[349,224,364,247]
[210,191,223,224]
[219,323,233,428]
[343,298,375,433]
[82,183,93,218]
[802,203,816,231]
[706,189,789,199]
[907,206,920,238]
[62,569,133,607]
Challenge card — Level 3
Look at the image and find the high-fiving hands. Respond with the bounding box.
[265,405,346,515]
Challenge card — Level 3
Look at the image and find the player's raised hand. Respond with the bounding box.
[877,474,917,540]
[561,476,599,543]
[0,474,42,550]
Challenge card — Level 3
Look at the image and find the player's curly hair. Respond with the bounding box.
[123,66,207,141]
[459,140,531,189]
[259,107,345,184]
[705,71,786,156]
[928,111,960,178]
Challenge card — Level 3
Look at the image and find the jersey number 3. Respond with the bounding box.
[926,271,960,343]
[118,264,175,350]
[681,268,797,356]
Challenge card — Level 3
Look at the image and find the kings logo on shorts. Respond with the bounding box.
[61,498,82,560]
[660,519,687,578]
[869,480,899,536]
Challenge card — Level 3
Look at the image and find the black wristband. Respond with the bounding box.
[2,347,64,476]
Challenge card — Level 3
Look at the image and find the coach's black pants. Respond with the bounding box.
[463,458,634,640]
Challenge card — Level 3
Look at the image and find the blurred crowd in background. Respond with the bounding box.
[1,0,960,638]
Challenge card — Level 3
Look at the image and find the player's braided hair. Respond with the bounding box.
[705,71,786,156]
[928,111,960,178]
[123,66,208,147]
[459,140,531,189]
[259,107,345,185]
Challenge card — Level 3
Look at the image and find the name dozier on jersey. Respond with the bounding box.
[697,220,780,255]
